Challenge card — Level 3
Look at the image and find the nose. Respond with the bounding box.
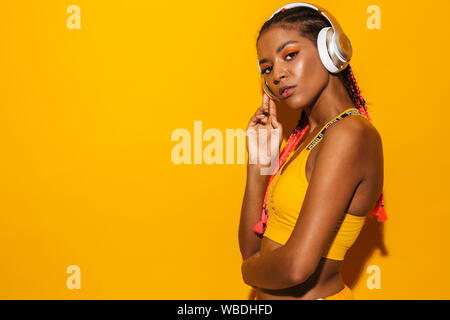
[271,62,288,85]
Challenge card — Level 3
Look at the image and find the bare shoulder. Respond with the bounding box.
[315,112,384,181]
[323,112,383,154]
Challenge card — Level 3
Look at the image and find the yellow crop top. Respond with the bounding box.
[263,107,366,261]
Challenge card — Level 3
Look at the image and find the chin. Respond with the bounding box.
[283,95,305,110]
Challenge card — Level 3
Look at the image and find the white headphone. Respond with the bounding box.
[257,2,353,99]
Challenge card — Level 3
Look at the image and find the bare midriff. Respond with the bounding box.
[255,236,345,300]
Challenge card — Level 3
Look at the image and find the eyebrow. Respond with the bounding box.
[258,40,299,65]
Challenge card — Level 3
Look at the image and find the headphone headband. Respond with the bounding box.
[268,3,339,34]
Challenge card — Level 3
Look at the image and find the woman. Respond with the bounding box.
[238,3,387,300]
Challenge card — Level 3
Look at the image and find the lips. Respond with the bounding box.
[279,85,296,98]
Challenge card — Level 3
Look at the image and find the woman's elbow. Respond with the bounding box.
[290,268,314,285]
[285,255,316,285]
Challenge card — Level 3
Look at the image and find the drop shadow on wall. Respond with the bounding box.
[341,218,388,288]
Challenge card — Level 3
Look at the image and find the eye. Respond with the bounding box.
[261,66,272,75]
[285,51,298,60]
[260,51,299,75]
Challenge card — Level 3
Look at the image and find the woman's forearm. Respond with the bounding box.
[238,164,271,261]
[241,246,297,290]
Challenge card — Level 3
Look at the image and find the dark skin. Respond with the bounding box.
[241,25,384,299]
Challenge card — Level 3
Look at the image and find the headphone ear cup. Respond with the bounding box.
[317,27,340,74]
[261,77,280,101]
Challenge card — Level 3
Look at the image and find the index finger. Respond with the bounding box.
[262,93,269,108]
[269,97,277,119]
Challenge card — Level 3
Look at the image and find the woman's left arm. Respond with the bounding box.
[241,122,373,289]
[241,246,297,289]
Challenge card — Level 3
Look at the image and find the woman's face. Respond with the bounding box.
[257,25,329,110]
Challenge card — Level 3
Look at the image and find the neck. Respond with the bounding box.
[304,74,355,131]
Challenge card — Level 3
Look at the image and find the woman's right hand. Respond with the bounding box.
[246,93,283,167]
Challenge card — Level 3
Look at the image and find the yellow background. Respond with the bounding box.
[0,0,448,299]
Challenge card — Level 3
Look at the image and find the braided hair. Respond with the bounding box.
[253,6,387,236]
